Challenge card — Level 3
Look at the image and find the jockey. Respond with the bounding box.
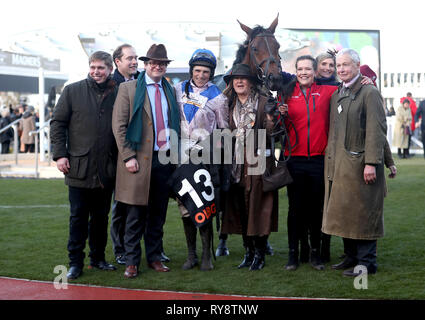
[173,48,229,271]
[177,49,228,142]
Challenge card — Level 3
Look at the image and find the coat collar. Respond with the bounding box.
[348,73,363,95]
[294,81,318,95]
[87,74,115,93]
[337,74,363,101]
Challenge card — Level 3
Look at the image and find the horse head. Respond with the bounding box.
[237,14,283,91]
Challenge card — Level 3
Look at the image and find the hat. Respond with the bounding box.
[139,44,172,62]
[189,49,217,69]
[223,64,258,84]
[360,65,377,87]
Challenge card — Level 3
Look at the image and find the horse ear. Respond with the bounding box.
[267,13,279,34]
[237,19,252,36]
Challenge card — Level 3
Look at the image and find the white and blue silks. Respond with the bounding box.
[175,80,229,143]
[182,80,221,123]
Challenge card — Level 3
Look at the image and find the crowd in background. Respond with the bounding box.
[0,103,52,154]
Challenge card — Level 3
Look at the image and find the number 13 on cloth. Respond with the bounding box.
[168,163,217,227]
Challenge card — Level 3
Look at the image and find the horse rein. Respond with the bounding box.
[248,33,296,163]
[248,32,281,89]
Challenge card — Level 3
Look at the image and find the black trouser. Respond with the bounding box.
[110,199,127,258]
[219,233,228,241]
[24,144,35,153]
[398,148,409,158]
[421,130,425,158]
[343,238,377,273]
[124,152,173,266]
[123,204,147,267]
[287,156,325,252]
[67,186,113,268]
[1,141,10,154]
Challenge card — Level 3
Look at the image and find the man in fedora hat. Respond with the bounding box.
[112,44,181,278]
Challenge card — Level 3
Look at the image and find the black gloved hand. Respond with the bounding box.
[264,97,277,115]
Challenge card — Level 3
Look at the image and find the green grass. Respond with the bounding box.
[1,156,425,299]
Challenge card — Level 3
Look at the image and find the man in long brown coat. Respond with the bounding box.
[112,44,180,278]
[322,48,387,276]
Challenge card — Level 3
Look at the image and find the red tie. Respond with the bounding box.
[154,83,166,148]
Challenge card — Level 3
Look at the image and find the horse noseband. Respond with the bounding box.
[249,32,281,89]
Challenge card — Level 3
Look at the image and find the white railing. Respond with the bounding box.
[382,71,425,109]
[29,119,52,178]
[381,71,424,154]
[0,118,23,164]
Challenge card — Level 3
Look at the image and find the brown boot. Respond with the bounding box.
[182,217,198,270]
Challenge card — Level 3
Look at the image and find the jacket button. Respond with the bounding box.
[147,139,151,143]
[148,122,152,126]
[144,156,148,160]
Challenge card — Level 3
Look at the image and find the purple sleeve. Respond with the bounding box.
[281,71,296,85]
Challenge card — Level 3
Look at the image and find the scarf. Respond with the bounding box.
[316,75,340,87]
[231,92,259,183]
[125,71,181,151]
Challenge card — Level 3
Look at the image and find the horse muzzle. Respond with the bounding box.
[265,73,284,91]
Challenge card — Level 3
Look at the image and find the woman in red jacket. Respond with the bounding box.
[282,55,337,271]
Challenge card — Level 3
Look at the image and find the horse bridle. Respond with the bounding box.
[248,33,295,163]
[248,32,281,89]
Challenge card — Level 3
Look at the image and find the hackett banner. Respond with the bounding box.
[0,50,60,71]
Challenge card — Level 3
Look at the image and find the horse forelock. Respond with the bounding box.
[250,25,270,39]
[233,25,271,65]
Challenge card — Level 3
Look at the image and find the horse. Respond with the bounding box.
[213,15,284,92]
[234,15,295,161]
[234,14,283,91]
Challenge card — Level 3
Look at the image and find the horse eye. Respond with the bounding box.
[251,46,258,52]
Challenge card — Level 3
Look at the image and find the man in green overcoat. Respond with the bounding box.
[322,49,387,276]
